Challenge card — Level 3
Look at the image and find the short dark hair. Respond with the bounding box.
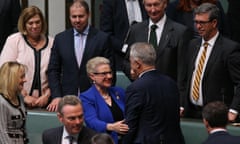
[91,133,114,144]
[57,95,82,114]
[70,0,90,14]
[202,101,228,128]
[194,3,219,21]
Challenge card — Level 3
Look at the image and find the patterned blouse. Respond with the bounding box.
[0,94,28,144]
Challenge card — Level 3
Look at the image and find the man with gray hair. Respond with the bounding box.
[180,2,240,122]
[123,42,185,144]
[42,95,96,144]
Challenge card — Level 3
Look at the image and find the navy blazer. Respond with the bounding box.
[48,26,114,98]
[203,131,240,144]
[42,126,96,144]
[80,85,125,144]
[100,0,148,70]
[124,18,191,85]
[100,0,147,53]
[123,70,185,144]
[181,34,240,116]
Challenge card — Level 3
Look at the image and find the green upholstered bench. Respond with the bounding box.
[26,110,61,144]
[181,118,240,144]
[116,71,131,89]
[26,111,240,144]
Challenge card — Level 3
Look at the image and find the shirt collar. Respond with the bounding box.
[149,14,166,29]
[139,69,156,78]
[201,31,219,47]
[63,126,78,140]
[210,128,226,134]
[74,25,90,36]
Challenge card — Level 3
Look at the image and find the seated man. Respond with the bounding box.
[202,101,240,144]
[42,95,96,144]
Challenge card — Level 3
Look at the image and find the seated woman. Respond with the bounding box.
[79,57,129,144]
[0,6,54,108]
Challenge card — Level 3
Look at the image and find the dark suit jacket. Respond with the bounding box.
[181,34,240,117]
[124,18,191,85]
[42,126,96,144]
[48,27,114,98]
[227,0,240,43]
[100,0,148,70]
[203,131,240,144]
[123,70,185,144]
[0,0,20,51]
[80,85,125,144]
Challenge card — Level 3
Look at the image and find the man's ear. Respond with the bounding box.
[57,112,63,123]
[135,59,141,69]
[203,118,211,133]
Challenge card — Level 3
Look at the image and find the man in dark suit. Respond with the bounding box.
[100,0,148,70]
[180,3,240,122]
[42,95,96,144]
[47,0,114,111]
[124,0,191,84]
[0,0,21,52]
[202,101,240,144]
[123,42,185,144]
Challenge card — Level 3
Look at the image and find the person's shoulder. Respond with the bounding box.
[166,18,187,30]
[55,28,73,38]
[42,126,63,136]
[217,35,240,50]
[7,32,23,40]
[89,26,109,37]
[80,85,96,99]
[81,126,97,136]
[131,20,148,30]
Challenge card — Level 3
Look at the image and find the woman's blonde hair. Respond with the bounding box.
[18,5,47,35]
[86,57,110,74]
[0,62,26,103]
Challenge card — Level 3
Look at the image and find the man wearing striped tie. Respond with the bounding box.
[180,3,240,122]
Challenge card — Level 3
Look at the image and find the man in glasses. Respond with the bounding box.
[180,3,240,122]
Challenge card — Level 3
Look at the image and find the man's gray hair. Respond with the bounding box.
[194,3,219,21]
[130,42,156,66]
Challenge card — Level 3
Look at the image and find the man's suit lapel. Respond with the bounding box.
[56,127,64,144]
[79,26,95,70]
[122,0,130,25]
[68,29,79,69]
[157,18,173,55]
[142,21,149,41]
[190,40,202,73]
[204,35,222,78]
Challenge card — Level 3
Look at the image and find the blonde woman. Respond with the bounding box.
[0,62,28,144]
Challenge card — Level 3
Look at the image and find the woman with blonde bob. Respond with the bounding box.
[0,6,54,108]
[0,62,28,144]
[80,57,129,144]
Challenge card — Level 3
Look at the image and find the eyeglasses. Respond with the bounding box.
[194,20,212,26]
[93,71,112,77]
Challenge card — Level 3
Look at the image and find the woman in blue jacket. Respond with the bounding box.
[80,57,129,144]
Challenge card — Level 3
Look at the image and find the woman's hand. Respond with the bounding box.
[107,120,129,134]
[34,88,51,108]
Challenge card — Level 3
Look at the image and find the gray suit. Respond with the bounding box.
[124,18,191,85]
